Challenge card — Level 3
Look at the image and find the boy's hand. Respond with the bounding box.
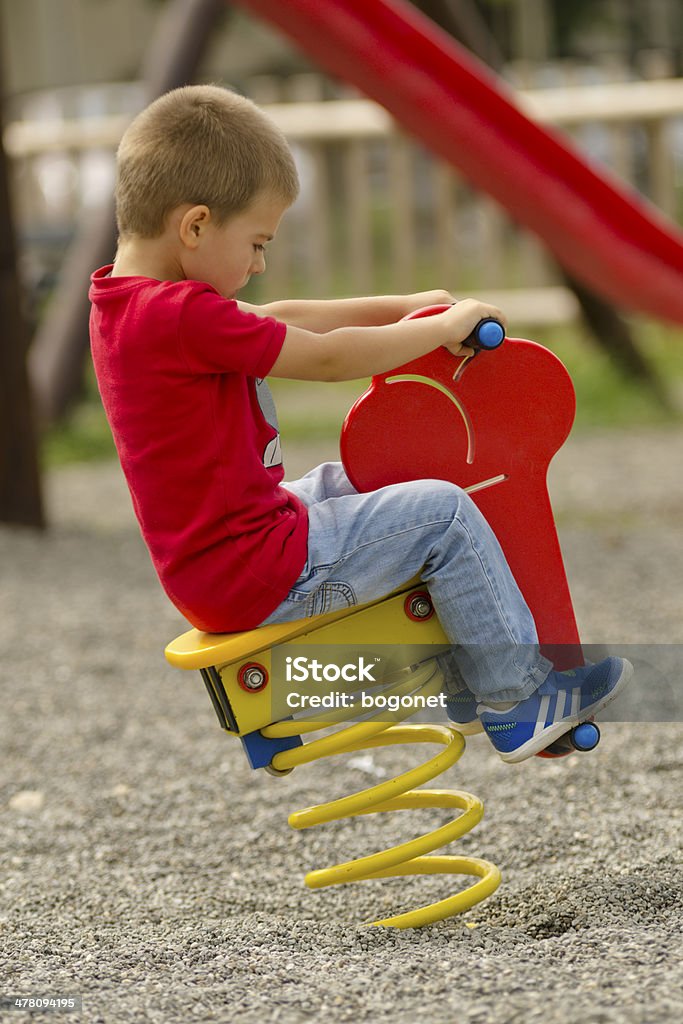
[439,298,507,357]
[402,290,456,316]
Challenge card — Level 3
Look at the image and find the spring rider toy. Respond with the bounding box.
[165,307,598,927]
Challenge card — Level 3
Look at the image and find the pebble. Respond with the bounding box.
[8,790,45,812]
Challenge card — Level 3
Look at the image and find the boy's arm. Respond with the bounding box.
[238,290,455,332]
[268,298,506,382]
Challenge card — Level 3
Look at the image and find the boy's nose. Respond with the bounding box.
[252,252,266,275]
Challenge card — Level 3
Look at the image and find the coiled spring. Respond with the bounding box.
[263,659,501,928]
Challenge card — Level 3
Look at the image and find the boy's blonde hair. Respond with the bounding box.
[115,84,299,238]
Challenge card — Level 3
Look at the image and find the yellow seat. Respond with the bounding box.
[165,583,449,739]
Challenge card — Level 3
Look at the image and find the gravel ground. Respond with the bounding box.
[1,427,682,1024]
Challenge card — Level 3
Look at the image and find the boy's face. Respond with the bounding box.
[184,192,289,299]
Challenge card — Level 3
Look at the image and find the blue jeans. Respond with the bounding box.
[260,463,551,702]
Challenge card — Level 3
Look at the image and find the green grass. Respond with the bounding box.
[530,320,683,429]
[42,373,117,467]
[42,319,683,467]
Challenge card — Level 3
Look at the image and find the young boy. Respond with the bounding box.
[89,84,631,763]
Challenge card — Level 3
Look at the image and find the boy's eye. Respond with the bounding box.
[253,243,266,253]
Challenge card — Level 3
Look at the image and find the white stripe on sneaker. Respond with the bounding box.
[570,686,581,717]
[554,689,567,721]
[534,694,551,735]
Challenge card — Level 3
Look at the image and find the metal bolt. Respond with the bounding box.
[410,596,433,619]
[238,662,269,692]
[242,667,266,690]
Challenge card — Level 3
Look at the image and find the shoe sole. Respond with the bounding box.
[496,659,634,764]
[450,719,484,736]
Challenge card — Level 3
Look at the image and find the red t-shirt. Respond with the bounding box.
[88,265,308,632]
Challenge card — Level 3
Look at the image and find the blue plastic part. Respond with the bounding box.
[473,318,505,350]
[571,721,601,752]
[240,727,303,770]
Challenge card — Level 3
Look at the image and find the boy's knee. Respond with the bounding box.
[431,479,469,504]
[406,478,472,516]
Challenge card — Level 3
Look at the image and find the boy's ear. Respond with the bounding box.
[179,205,211,248]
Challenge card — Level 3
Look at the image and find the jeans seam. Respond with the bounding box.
[331,518,455,567]
[452,509,520,648]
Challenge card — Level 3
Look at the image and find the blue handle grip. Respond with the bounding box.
[469,317,505,350]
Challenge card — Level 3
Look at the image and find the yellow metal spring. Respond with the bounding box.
[262,660,501,928]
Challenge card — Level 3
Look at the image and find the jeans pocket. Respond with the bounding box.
[305,581,357,617]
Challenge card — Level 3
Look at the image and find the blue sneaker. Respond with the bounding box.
[445,688,483,735]
[477,657,633,763]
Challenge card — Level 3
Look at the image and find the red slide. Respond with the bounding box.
[234,0,683,324]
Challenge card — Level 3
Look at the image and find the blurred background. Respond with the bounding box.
[2,0,683,526]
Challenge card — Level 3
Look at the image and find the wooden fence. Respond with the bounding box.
[5,65,683,322]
